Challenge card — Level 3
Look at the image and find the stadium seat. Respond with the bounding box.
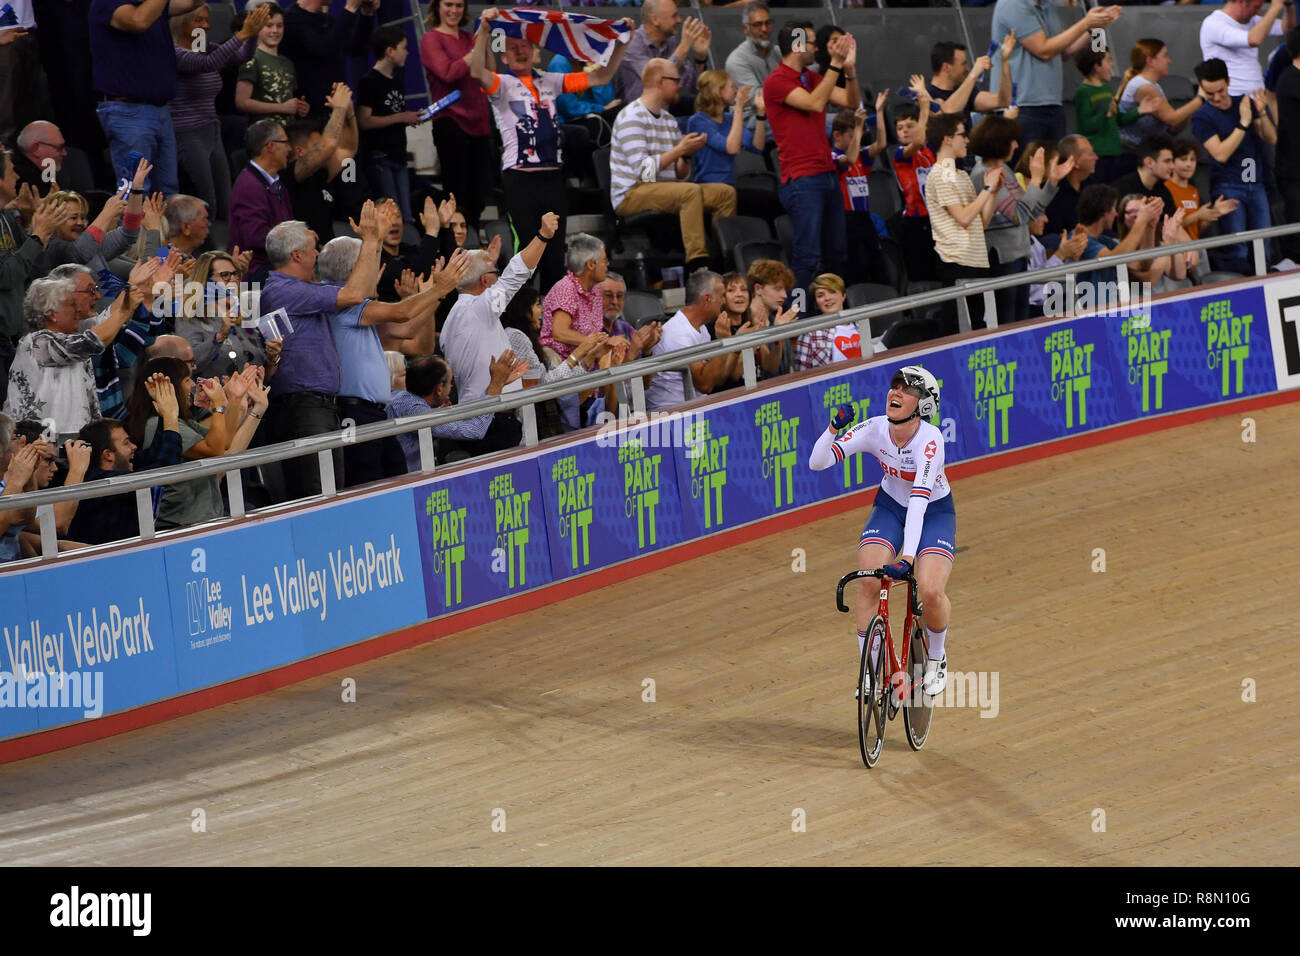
[877,234,907,292]
[846,282,909,338]
[735,172,781,221]
[714,215,771,266]
[481,218,512,265]
[734,239,784,275]
[774,214,794,263]
[623,290,666,328]
[207,218,229,252]
[59,148,97,193]
[1197,270,1246,285]
[868,166,903,222]
[880,316,943,350]
[1162,74,1198,107]
[593,146,681,255]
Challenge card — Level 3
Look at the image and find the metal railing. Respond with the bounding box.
[3,221,1297,563]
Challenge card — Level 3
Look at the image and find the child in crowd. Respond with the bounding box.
[831,96,890,285]
[892,87,938,282]
[1073,47,1141,184]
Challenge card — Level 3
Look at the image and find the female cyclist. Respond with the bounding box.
[809,365,954,695]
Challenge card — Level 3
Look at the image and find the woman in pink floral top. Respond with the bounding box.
[420,0,496,226]
[540,234,612,361]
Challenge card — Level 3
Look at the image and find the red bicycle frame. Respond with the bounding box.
[836,569,926,707]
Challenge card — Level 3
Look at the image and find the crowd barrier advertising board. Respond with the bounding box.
[3,275,1297,744]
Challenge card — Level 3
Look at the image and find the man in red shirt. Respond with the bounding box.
[763,20,861,309]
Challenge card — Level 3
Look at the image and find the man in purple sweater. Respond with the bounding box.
[229,119,295,281]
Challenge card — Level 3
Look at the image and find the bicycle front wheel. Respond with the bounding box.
[858,615,888,768]
[904,620,933,751]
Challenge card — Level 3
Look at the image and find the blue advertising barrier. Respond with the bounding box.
[1,276,1294,745]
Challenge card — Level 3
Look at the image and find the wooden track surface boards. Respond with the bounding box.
[0,403,1296,866]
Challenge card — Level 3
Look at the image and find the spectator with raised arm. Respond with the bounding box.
[990,0,1122,148]
[926,112,998,331]
[971,119,1072,324]
[38,157,150,276]
[1201,0,1296,96]
[172,3,269,219]
[126,358,268,529]
[1193,58,1277,273]
[616,0,709,104]
[67,376,183,544]
[438,211,559,455]
[420,0,495,227]
[257,201,387,499]
[832,100,890,286]
[610,57,737,273]
[284,84,358,245]
[235,3,307,122]
[928,33,1017,130]
[893,91,939,283]
[470,7,632,291]
[1072,186,1165,303]
[88,0,200,196]
[1114,40,1206,158]
[725,4,779,129]
[279,0,374,117]
[4,276,141,438]
[229,119,296,280]
[688,72,766,187]
[764,21,860,303]
[316,235,467,486]
[2,171,70,395]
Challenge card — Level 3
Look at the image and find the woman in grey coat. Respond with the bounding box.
[970,116,1075,324]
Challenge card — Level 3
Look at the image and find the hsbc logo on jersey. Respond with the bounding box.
[924,440,937,460]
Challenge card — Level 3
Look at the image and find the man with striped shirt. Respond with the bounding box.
[924,112,999,331]
[609,57,737,272]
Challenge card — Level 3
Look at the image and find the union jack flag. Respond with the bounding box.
[478,8,632,67]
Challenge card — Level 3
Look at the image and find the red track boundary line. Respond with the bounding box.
[4,388,1296,764]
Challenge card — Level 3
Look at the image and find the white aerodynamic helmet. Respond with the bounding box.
[891,365,940,419]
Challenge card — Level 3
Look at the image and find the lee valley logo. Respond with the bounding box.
[50,886,150,936]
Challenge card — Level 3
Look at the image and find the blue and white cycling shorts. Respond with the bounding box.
[858,491,956,562]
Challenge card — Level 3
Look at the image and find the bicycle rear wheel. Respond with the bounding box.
[904,620,933,751]
[858,616,888,768]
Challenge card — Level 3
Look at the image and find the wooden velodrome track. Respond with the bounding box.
[1,401,1296,866]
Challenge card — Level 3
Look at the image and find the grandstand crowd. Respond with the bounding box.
[3,0,1300,558]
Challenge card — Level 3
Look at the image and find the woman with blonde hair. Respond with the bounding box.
[687,69,766,187]
[1115,39,1204,150]
[175,250,277,379]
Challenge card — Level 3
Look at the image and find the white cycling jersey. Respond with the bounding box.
[809,416,950,559]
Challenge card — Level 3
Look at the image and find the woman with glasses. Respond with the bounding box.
[176,251,279,380]
[38,158,151,276]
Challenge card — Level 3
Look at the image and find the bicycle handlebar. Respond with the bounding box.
[835,568,917,613]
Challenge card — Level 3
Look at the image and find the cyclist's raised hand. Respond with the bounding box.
[882,559,912,580]
[830,403,855,432]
